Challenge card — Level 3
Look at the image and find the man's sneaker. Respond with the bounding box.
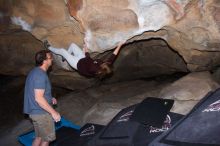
[43,40,50,49]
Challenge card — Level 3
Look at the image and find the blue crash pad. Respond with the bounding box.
[18,117,80,146]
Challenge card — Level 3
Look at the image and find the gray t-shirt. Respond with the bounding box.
[23,67,53,114]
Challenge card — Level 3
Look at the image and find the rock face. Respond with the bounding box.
[67,0,220,72]
[54,72,219,125]
[10,0,84,48]
[0,29,189,89]
[4,0,220,73]
[57,80,168,125]
[159,71,220,114]
[109,39,188,82]
[0,30,43,75]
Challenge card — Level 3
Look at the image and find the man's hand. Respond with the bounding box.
[52,97,57,105]
[51,98,60,122]
[51,111,61,122]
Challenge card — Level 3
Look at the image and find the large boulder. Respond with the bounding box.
[159,71,220,115]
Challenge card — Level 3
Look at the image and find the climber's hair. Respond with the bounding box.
[35,50,51,66]
[96,62,113,80]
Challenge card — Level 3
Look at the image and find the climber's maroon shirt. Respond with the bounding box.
[77,52,116,77]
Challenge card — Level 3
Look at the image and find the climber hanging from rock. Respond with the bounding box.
[44,39,125,79]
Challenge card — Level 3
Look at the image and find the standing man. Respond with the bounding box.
[23,50,61,146]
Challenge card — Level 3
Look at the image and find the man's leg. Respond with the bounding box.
[30,114,56,146]
[32,137,42,146]
[30,115,42,146]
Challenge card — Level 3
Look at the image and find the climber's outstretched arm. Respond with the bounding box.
[113,40,126,55]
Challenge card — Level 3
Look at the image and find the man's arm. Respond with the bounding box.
[34,89,61,122]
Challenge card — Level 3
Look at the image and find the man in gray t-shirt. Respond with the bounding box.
[24,50,61,146]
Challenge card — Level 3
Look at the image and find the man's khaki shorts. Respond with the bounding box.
[30,113,55,142]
